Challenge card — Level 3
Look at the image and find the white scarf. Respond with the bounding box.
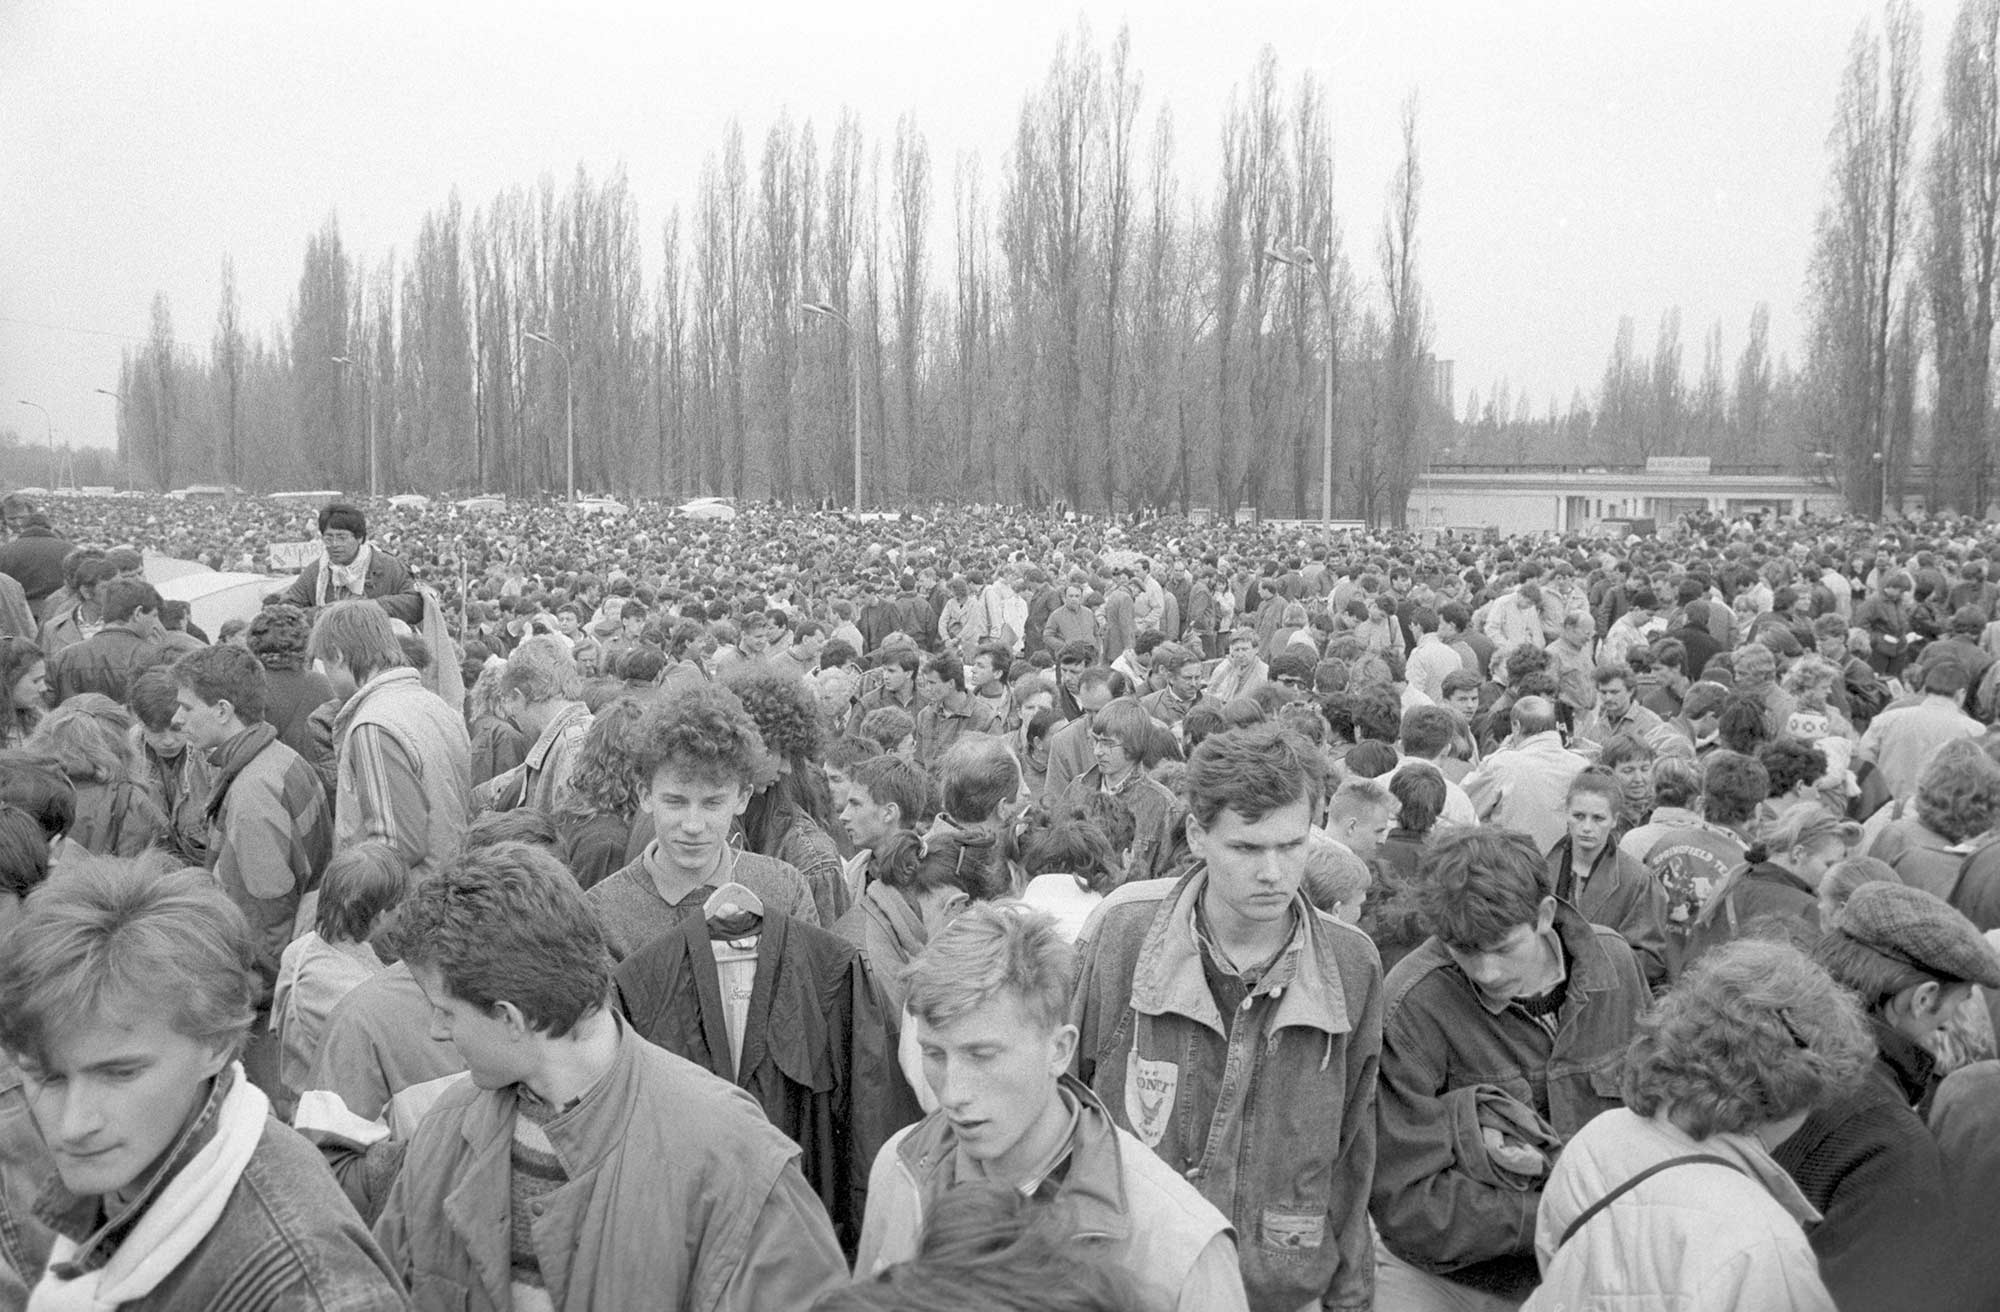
[317,540,375,605]
[30,1066,269,1312]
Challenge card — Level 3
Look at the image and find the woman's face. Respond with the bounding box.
[12,662,47,712]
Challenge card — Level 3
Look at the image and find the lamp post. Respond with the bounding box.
[15,400,53,490]
[523,331,575,502]
[1264,245,1334,531]
[329,356,377,499]
[803,301,861,511]
[94,389,123,488]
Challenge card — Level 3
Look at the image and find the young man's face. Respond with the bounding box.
[322,527,362,567]
[1090,727,1134,776]
[1566,790,1616,857]
[1058,660,1086,694]
[641,764,751,880]
[915,990,1075,1186]
[1334,804,1395,860]
[411,964,527,1091]
[882,665,912,696]
[170,686,235,752]
[1446,898,1558,1004]
[741,625,771,655]
[1598,678,1633,718]
[19,1010,231,1198]
[1447,687,1480,719]
[970,654,1001,690]
[1191,796,1314,929]
[915,667,948,705]
[840,786,897,852]
[1170,660,1203,699]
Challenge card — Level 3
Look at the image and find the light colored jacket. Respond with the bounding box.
[374,1017,846,1312]
[1463,731,1587,853]
[1524,1108,1833,1312]
[856,1078,1246,1312]
[332,666,472,882]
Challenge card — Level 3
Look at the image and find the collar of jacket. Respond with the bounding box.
[897,1075,1133,1243]
[1445,902,1621,1017]
[858,879,930,964]
[1643,1112,1823,1228]
[452,1012,642,1183]
[1127,865,1352,1040]
[1869,1014,1938,1107]
[525,701,590,770]
[1743,861,1814,899]
[331,665,425,738]
[1511,730,1566,754]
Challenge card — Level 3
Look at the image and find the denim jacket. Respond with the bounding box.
[1071,868,1384,1312]
[1369,904,1648,1300]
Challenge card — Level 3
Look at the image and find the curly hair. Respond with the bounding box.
[632,681,770,791]
[1781,653,1839,697]
[556,696,653,821]
[1914,738,2000,844]
[722,664,824,766]
[1623,938,1873,1137]
[1757,737,1828,800]
[245,604,313,672]
[27,696,140,785]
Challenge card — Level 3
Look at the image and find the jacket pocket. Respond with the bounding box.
[1256,1205,1326,1253]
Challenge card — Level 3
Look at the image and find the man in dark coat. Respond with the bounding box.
[277,502,422,625]
[0,511,71,619]
[1777,883,2000,1311]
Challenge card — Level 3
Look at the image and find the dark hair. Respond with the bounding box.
[0,753,74,840]
[173,643,269,725]
[315,842,409,944]
[126,665,181,733]
[850,754,932,827]
[0,804,51,900]
[375,842,610,1036]
[1389,765,1447,835]
[1020,813,1121,895]
[1416,827,1550,952]
[1701,751,1771,826]
[98,578,161,624]
[1400,705,1456,759]
[1758,738,1828,799]
[464,808,565,854]
[1343,740,1401,779]
[317,501,367,538]
[812,1181,1141,1312]
[1184,723,1326,829]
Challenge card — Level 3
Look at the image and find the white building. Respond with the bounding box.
[1406,458,1846,534]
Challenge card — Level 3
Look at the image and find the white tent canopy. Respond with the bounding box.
[144,553,291,636]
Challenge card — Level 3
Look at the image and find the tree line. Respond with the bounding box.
[107,26,1445,523]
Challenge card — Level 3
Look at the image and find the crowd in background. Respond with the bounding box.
[1,490,2000,1310]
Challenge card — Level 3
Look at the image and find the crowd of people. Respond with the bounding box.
[0,487,1998,1311]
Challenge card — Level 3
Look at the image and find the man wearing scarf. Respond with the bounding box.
[172,645,333,1000]
[279,503,423,625]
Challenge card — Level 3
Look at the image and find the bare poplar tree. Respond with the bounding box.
[213,258,244,486]
[1377,93,1431,526]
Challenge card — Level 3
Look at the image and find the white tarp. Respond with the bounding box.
[145,559,292,636]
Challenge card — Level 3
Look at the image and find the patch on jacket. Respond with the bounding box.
[1258,1206,1325,1251]
[1124,1052,1178,1149]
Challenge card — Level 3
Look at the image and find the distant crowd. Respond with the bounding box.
[1,489,1999,1311]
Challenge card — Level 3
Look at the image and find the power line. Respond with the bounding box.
[0,314,150,344]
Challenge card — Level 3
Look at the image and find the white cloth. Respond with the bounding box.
[714,936,760,1080]
[31,1067,269,1312]
[317,540,374,606]
[1020,872,1106,944]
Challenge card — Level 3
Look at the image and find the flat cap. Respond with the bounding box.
[1838,883,2000,989]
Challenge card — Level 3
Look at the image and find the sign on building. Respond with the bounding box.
[1644,456,1712,475]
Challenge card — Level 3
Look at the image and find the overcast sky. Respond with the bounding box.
[0,0,1956,458]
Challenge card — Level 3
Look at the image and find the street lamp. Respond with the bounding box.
[803,301,862,511]
[15,400,53,490]
[1264,244,1335,531]
[523,331,575,503]
[329,356,377,499]
[94,389,123,487]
